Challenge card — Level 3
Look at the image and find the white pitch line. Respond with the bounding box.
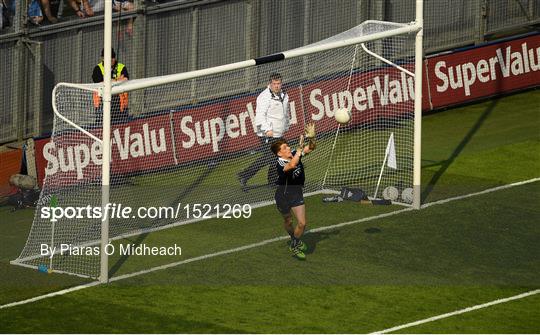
[370,289,540,334]
[420,177,540,209]
[110,206,415,282]
[0,281,101,310]
[1,177,539,310]
[1,207,412,310]
[110,235,289,282]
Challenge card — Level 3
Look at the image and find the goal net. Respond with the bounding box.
[13,20,420,279]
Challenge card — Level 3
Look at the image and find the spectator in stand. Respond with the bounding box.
[37,0,94,23]
[113,0,134,35]
[83,0,103,15]
[67,0,94,18]
[38,0,60,23]
[27,0,44,25]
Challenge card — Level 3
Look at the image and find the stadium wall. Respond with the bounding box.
[29,33,540,187]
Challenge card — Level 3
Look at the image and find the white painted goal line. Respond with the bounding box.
[1,177,538,312]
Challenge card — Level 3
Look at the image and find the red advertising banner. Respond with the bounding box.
[33,34,539,187]
[34,115,176,187]
[426,34,540,109]
[169,65,416,165]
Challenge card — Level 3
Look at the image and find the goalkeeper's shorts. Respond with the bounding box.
[275,186,304,215]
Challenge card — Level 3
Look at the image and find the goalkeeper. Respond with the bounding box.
[270,123,316,260]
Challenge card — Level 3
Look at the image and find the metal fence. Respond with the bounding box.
[1,0,538,144]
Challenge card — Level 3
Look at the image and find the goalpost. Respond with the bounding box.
[12,1,423,283]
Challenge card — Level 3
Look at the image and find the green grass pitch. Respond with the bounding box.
[0,89,539,333]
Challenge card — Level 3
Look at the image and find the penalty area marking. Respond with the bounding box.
[1,177,539,311]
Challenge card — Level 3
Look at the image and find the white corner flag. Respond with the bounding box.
[386,132,397,169]
[373,132,398,199]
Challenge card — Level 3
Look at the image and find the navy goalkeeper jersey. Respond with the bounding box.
[276,150,305,186]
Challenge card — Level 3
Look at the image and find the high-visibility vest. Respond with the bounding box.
[92,62,129,111]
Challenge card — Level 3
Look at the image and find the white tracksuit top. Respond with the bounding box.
[254,86,290,138]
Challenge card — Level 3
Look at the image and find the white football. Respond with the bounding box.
[401,187,413,203]
[382,186,399,201]
[335,108,351,124]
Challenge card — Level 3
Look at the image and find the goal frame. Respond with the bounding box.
[22,1,424,283]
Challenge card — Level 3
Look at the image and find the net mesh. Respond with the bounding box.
[15,21,416,278]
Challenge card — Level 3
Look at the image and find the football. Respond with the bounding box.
[335,107,351,124]
[401,187,413,203]
[382,186,399,201]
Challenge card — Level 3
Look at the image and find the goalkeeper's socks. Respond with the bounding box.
[288,232,295,244]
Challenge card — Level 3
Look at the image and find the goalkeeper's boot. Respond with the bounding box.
[297,240,308,252]
[290,245,306,260]
[288,239,307,252]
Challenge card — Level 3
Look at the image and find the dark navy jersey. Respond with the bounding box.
[276,150,305,186]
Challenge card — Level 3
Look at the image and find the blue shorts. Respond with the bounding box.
[28,0,43,17]
[275,186,304,215]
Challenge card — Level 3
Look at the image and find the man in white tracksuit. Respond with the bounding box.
[238,72,290,190]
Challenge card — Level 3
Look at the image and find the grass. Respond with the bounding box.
[0,89,538,333]
[1,182,539,333]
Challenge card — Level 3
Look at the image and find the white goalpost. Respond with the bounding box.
[12,1,423,282]
[99,0,113,283]
[413,0,424,210]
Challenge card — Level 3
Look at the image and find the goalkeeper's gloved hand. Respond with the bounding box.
[304,122,316,139]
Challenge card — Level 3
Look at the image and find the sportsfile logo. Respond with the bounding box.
[434,42,540,96]
[40,202,253,222]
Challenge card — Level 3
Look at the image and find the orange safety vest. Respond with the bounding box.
[92,62,129,112]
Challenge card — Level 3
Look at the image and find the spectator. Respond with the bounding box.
[66,0,94,18]
[27,0,44,26]
[38,0,94,22]
[113,0,134,35]
[113,0,134,13]
[39,0,60,23]
[84,0,103,15]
